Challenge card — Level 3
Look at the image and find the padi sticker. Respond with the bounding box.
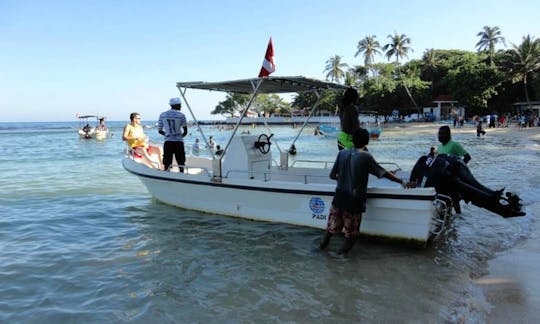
[309,197,325,213]
[309,197,326,220]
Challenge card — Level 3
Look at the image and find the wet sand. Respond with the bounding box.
[474,127,540,323]
[475,211,540,323]
[405,123,540,323]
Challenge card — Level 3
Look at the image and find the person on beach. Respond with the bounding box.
[337,87,360,150]
[437,125,471,164]
[158,97,188,172]
[123,112,163,169]
[319,128,416,255]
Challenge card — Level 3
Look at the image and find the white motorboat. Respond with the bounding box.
[123,77,451,245]
[77,115,109,140]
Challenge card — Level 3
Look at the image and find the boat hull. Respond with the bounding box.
[78,129,108,140]
[123,158,445,245]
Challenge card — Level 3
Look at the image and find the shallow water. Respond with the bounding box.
[0,121,538,322]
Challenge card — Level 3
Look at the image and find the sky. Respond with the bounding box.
[1,0,539,122]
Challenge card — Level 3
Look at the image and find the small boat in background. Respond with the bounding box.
[368,127,382,139]
[315,124,338,139]
[77,114,109,140]
[318,123,382,139]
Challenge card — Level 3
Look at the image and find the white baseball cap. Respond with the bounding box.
[169,97,181,106]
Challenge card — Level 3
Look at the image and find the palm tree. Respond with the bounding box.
[343,69,358,86]
[383,32,419,114]
[507,35,540,109]
[324,55,348,83]
[383,33,412,65]
[354,35,381,76]
[476,25,506,65]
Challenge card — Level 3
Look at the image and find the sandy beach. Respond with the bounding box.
[473,127,540,323]
[475,208,540,323]
[404,123,540,323]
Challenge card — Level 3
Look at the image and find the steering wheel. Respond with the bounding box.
[254,133,273,154]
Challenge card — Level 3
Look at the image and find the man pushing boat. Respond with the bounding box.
[320,128,416,255]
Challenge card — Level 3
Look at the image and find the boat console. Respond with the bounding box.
[220,134,273,180]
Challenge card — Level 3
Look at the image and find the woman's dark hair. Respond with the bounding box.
[342,87,359,107]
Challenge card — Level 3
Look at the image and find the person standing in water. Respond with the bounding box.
[96,117,108,131]
[476,121,486,137]
[437,125,471,164]
[320,128,415,255]
[436,125,472,214]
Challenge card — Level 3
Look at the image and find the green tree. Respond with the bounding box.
[354,35,381,76]
[443,52,502,115]
[422,49,472,97]
[253,94,291,115]
[211,93,249,117]
[344,69,358,86]
[382,32,420,114]
[505,35,540,109]
[383,32,412,65]
[324,55,348,83]
[421,49,439,93]
[291,90,340,114]
[476,25,506,65]
[361,62,430,115]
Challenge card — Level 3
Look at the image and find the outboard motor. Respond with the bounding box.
[410,154,525,218]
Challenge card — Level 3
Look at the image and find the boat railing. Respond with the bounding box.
[430,194,452,239]
[290,159,334,169]
[289,160,401,171]
[224,169,331,185]
[168,163,212,177]
[270,172,330,184]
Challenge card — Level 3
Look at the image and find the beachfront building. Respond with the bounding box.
[512,101,540,117]
[423,95,465,121]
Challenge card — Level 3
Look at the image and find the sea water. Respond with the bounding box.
[0,121,538,323]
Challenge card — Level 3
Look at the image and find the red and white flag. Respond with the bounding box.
[258,37,275,77]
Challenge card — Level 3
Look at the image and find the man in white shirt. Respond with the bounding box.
[158,98,188,171]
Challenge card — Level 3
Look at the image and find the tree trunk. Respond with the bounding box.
[403,82,419,114]
[523,77,532,110]
[396,58,421,117]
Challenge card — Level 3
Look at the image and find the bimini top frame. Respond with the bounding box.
[177,76,348,94]
[175,76,348,179]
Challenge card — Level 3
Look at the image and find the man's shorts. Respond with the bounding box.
[326,205,362,238]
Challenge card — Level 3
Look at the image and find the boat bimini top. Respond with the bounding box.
[175,76,349,178]
[177,76,348,94]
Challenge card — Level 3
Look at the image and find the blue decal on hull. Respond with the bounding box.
[309,197,325,214]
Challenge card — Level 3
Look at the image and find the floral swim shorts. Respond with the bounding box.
[326,205,362,238]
